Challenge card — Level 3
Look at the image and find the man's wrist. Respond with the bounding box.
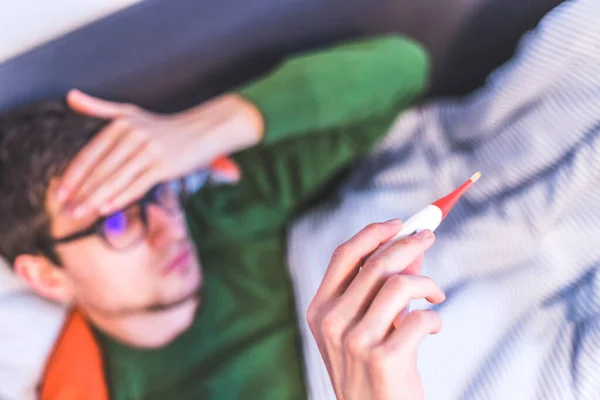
[177,93,264,157]
[230,93,264,147]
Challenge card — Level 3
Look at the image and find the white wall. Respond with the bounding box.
[0,0,144,63]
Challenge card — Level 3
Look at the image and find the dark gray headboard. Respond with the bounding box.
[0,0,564,113]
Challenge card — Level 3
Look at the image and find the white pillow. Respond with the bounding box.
[0,260,66,400]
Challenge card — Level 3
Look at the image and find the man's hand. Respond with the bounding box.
[307,220,445,400]
[56,89,264,217]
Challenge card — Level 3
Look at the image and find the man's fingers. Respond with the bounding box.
[99,168,156,215]
[57,120,129,204]
[403,253,424,276]
[67,89,136,118]
[68,135,148,213]
[384,310,442,355]
[315,220,404,301]
[307,221,404,352]
[354,274,445,343]
[331,232,435,326]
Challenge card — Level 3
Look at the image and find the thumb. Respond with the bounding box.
[67,89,135,118]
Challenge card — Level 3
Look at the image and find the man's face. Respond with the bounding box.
[45,181,202,319]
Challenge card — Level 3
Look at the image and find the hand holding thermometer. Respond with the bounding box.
[366,172,482,262]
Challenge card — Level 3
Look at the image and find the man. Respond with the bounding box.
[0,36,437,399]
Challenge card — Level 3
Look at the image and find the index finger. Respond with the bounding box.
[67,89,137,118]
[315,220,404,301]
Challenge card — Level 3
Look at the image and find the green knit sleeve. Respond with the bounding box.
[238,35,429,144]
[186,36,430,246]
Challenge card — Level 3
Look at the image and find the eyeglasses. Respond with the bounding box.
[50,179,190,251]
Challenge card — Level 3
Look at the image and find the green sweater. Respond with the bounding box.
[96,36,429,400]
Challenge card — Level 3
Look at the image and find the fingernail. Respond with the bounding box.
[415,229,434,239]
[386,219,403,225]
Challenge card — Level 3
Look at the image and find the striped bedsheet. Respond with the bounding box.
[287,0,600,398]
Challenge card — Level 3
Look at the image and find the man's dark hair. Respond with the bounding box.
[0,100,108,266]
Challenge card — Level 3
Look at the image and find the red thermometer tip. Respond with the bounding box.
[431,172,481,220]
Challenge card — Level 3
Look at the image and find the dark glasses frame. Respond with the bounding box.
[49,179,189,250]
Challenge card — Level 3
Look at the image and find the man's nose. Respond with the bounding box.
[146,203,187,248]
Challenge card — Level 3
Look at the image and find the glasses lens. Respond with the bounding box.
[101,205,145,249]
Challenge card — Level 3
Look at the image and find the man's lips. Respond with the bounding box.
[161,247,193,276]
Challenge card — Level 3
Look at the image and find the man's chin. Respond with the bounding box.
[136,296,200,348]
[144,286,202,314]
[83,285,203,319]
[95,292,201,349]
[119,296,200,349]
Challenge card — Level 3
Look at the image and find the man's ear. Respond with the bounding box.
[13,254,73,303]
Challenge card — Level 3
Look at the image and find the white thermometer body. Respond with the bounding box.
[366,205,443,262]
